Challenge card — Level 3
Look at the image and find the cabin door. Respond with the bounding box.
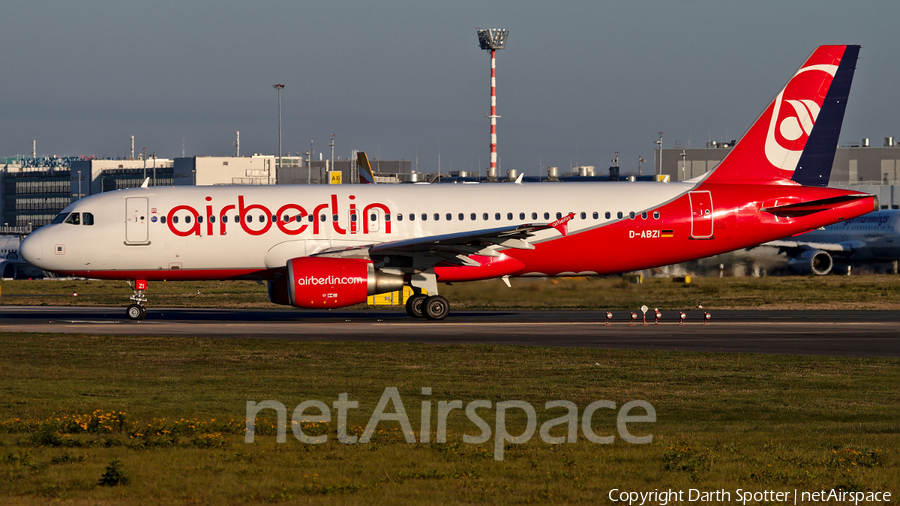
[125,197,150,245]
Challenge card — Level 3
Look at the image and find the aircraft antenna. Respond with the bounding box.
[476,28,508,182]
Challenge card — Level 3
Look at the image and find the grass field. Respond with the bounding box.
[2,275,899,503]
[3,273,900,310]
[1,333,898,504]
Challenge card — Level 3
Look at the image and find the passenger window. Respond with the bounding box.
[320,215,326,222]
[434,213,440,221]
[333,214,339,222]
[593,212,598,219]
[385,214,391,222]
[446,213,452,221]
[197,216,203,223]
[605,212,611,219]
[459,213,464,220]
[483,213,489,220]
[629,212,635,220]
[222,216,228,223]
[185,216,192,223]
[422,213,427,221]
[52,213,68,224]
[210,215,216,223]
[246,215,252,223]
[470,213,476,220]
[410,214,416,221]
[260,215,266,222]
[580,212,586,220]
[307,215,313,223]
[519,212,525,220]
[397,214,403,221]
[83,213,94,226]
[617,212,623,219]
[641,212,648,220]
[272,215,277,222]
[64,213,80,225]
[173,216,179,224]
[161,216,167,224]
[544,212,550,220]
[532,212,537,220]
[283,215,290,222]
[495,213,501,220]
[556,212,562,219]
[507,212,513,220]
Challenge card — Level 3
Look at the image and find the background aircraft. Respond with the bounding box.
[761,209,900,275]
[0,235,46,279]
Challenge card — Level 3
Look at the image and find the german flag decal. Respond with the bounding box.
[661,230,674,238]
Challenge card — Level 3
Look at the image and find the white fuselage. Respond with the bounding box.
[22,181,692,277]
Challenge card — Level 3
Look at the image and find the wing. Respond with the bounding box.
[762,239,863,254]
[315,214,574,267]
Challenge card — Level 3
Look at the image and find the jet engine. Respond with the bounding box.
[0,260,45,280]
[268,257,404,309]
[787,249,833,276]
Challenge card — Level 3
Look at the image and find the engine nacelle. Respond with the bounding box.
[0,260,45,280]
[273,257,404,309]
[787,249,833,276]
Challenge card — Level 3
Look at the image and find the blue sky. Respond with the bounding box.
[2,1,898,175]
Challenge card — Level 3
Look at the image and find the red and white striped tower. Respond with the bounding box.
[489,49,498,175]
[477,29,509,181]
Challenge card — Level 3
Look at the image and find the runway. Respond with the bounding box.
[1,306,898,357]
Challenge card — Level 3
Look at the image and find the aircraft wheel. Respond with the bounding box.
[126,304,146,321]
[423,295,450,321]
[405,294,427,319]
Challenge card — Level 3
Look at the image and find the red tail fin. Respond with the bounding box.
[704,45,854,185]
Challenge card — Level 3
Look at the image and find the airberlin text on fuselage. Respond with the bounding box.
[166,194,391,237]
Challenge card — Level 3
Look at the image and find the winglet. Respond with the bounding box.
[357,152,377,184]
[549,213,575,237]
[141,177,150,188]
[514,173,524,185]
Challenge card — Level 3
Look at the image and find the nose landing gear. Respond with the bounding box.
[126,279,148,320]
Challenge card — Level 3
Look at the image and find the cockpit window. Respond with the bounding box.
[64,213,81,225]
[83,212,94,226]
[52,213,68,224]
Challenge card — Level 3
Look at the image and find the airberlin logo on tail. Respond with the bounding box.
[165,194,392,238]
[764,63,838,171]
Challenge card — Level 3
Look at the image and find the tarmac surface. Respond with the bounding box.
[1,306,898,357]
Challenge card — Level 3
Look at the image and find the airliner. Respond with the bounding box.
[20,45,877,320]
[763,209,900,275]
[0,235,44,279]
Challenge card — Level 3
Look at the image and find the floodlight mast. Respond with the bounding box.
[476,28,508,181]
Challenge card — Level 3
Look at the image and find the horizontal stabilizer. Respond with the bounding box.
[761,194,876,216]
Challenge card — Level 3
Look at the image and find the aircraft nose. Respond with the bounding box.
[19,232,43,265]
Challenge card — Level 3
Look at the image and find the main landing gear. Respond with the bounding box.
[405,294,450,320]
[126,279,148,321]
[403,270,450,320]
